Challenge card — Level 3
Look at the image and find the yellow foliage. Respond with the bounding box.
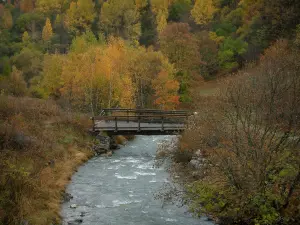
[42,18,53,41]
[191,0,216,25]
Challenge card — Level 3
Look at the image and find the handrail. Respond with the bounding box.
[101,108,192,115]
[93,115,189,120]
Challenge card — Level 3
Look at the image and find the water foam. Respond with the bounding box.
[134,171,156,176]
[112,199,142,207]
[115,174,137,180]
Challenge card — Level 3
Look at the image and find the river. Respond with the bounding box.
[62,135,214,225]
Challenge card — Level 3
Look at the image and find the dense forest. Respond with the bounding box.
[1,0,299,111]
[0,0,300,225]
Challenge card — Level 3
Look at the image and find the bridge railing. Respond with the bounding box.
[101,108,193,116]
[91,113,190,133]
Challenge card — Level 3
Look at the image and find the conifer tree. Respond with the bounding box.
[42,18,53,41]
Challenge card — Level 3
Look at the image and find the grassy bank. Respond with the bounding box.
[0,96,94,225]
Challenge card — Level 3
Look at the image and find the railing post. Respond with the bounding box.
[138,116,141,132]
[115,117,118,132]
[92,117,95,132]
[161,116,164,131]
[127,109,129,123]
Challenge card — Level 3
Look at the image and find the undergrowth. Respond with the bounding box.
[0,96,93,225]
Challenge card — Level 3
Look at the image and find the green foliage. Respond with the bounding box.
[12,47,43,82]
[139,1,157,46]
[15,12,45,38]
[100,0,141,42]
[65,0,96,35]
[168,0,192,22]
[0,57,11,77]
[218,37,248,70]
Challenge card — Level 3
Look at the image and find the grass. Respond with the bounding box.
[0,96,94,225]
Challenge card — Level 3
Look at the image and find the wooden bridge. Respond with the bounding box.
[91,108,193,135]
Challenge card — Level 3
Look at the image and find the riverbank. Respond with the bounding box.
[62,135,214,225]
[0,96,94,225]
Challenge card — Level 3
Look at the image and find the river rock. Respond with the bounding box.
[93,145,108,155]
[107,151,113,157]
[62,192,73,203]
[70,204,77,209]
[189,159,202,169]
[194,149,203,158]
[67,219,83,225]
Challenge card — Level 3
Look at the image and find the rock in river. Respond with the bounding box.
[68,219,83,225]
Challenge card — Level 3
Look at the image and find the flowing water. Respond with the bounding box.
[62,136,214,225]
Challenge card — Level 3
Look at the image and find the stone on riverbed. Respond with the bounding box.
[189,159,202,169]
[67,219,83,225]
[70,204,77,209]
[62,192,73,203]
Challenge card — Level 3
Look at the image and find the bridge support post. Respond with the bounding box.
[138,116,141,132]
[114,117,118,132]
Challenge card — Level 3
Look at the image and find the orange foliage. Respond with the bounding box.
[152,70,180,109]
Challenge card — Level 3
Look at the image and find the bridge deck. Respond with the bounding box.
[91,108,191,135]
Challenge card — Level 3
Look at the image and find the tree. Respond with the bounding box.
[152,70,180,109]
[195,31,219,79]
[100,0,141,42]
[191,0,216,25]
[2,8,13,29]
[12,47,43,82]
[65,0,96,35]
[8,66,27,96]
[21,31,30,45]
[20,0,34,13]
[42,18,53,41]
[41,54,64,98]
[15,12,45,41]
[35,0,67,14]
[139,1,157,46]
[151,0,170,33]
[159,23,201,72]
[168,0,192,22]
[218,37,248,71]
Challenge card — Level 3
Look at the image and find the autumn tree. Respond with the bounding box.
[151,0,170,33]
[42,18,53,41]
[127,46,175,108]
[159,23,201,72]
[35,0,67,14]
[20,0,34,13]
[191,0,216,25]
[2,8,13,29]
[21,31,30,45]
[8,66,27,96]
[152,70,179,109]
[100,0,141,42]
[41,54,64,98]
[65,0,96,35]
